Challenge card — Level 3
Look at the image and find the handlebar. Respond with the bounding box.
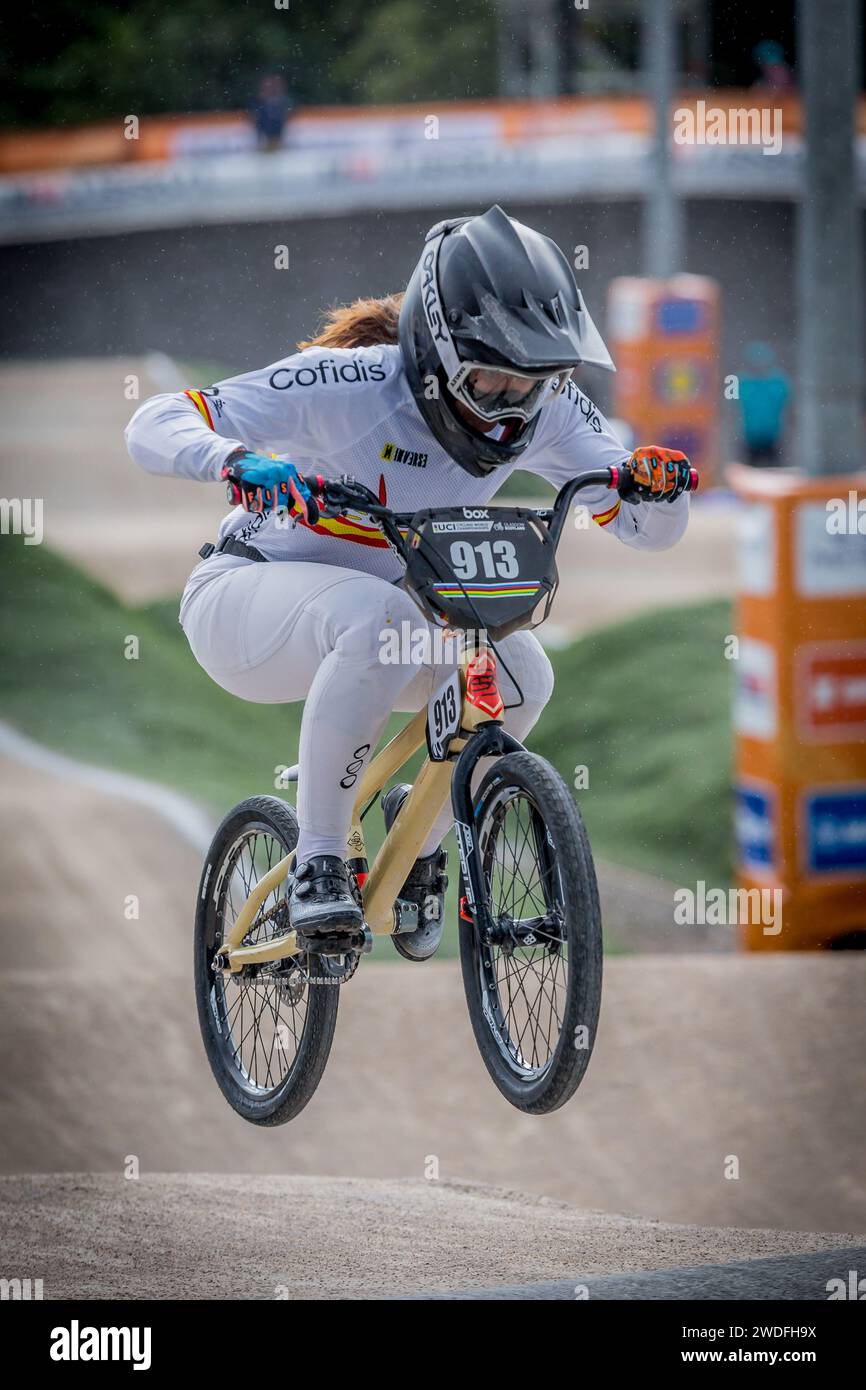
[305,462,698,559]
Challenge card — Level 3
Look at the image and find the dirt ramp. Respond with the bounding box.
[1,1174,861,1301]
[300,952,866,1235]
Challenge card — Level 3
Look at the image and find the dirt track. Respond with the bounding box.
[2,748,864,1246]
[1,1174,861,1301]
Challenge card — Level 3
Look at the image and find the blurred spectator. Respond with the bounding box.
[252,74,293,151]
[752,40,795,93]
[738,342,791,467]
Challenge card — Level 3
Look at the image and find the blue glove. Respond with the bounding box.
[221,451,317,521]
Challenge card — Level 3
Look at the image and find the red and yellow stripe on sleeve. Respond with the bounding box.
[184,389,215,430]
[592,497,621,528]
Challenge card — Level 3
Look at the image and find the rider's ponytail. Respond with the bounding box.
[298,293,404,351]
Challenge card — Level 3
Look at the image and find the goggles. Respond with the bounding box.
[447,362,568,425]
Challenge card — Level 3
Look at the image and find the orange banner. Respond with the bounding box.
[731,464,866,950]
[4,91,866,176]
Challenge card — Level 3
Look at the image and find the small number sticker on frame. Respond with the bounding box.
[426,670,462,761]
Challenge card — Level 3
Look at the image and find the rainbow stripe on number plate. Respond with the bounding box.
[432,580,542,600]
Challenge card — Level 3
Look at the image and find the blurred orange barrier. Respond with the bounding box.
[0,112,248,173]
[607,275,720,487]
[731,464,866,949]
[0,122,128,173]
[4,91,865,176]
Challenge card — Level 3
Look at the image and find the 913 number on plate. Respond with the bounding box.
[426,670,461,761]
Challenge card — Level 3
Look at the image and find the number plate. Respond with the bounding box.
[404,506,558,641]
[426,670,462,761]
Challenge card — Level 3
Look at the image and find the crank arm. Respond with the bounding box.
[216,929,303,974]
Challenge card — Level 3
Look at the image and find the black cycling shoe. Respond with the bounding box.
[288,855,363,936]
[381,784,448,962]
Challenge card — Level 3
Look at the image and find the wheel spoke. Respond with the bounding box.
[478,788,570,1078]
[213,824,309,1096]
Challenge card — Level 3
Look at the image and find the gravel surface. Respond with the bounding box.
[1,1174,862,1301]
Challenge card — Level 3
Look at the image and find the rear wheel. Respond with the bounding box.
[194,796,339,1125]
[459,752,602,1114]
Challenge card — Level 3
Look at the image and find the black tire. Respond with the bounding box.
[459,751,602,1114]
[194,796,339,1126]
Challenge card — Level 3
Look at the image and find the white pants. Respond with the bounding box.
[181,559,555,862]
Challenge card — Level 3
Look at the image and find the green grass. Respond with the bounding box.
[0,544,304,812]
[0,542,733,954]
[494,470,556,502]
[532,600,734,885]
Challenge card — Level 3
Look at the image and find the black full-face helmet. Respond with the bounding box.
[398,205,615,478]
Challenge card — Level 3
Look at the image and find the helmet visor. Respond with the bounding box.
[449,362,566,424]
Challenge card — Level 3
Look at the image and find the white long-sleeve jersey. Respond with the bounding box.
[126,343,688,581]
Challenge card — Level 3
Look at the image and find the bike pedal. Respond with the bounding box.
[297,928,367,956]
[393,897,420,934]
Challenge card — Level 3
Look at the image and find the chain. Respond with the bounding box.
[248,899,288,932]
[245,898,363,986]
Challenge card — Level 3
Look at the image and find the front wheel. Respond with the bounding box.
[459,752,602,1114]
[194,796,339,1125]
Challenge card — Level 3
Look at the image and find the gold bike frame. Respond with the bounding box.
[216,642,502,973]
